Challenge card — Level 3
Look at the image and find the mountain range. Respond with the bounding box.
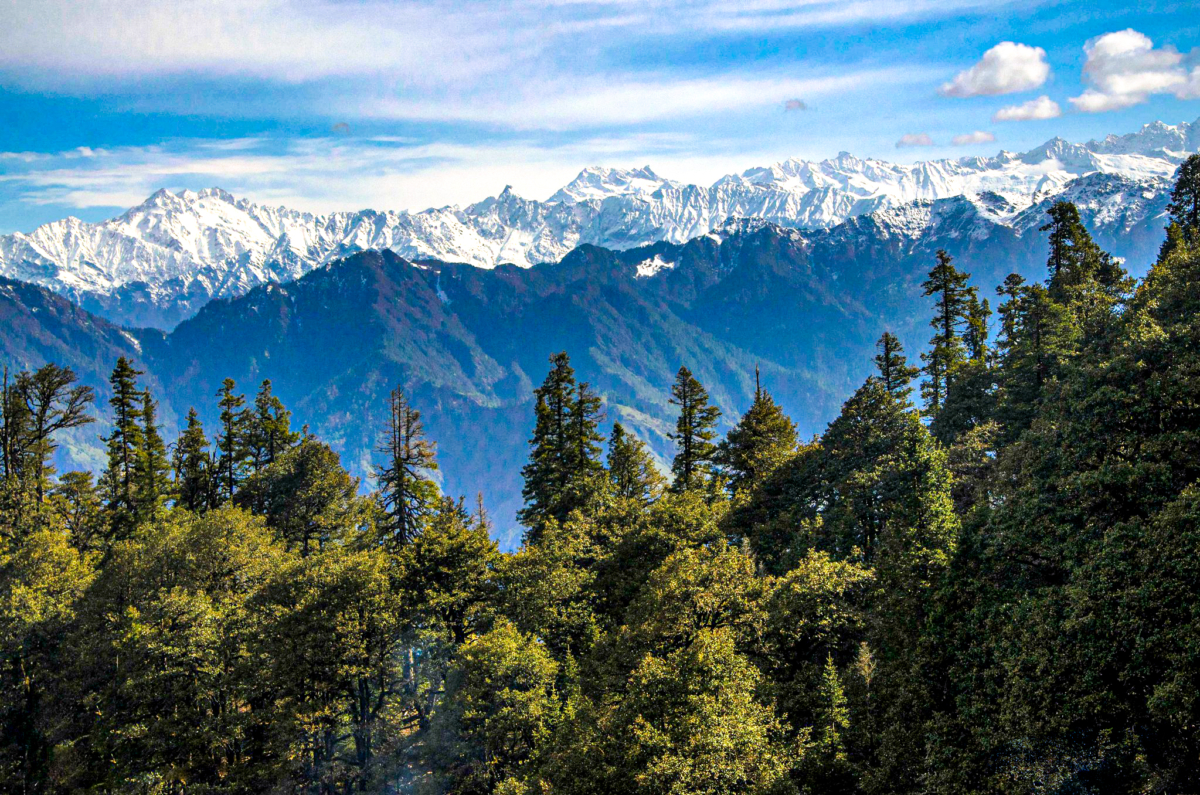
[1,118,1194,329]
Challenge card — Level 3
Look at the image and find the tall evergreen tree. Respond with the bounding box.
[246,380,299,472]
[100,357,145,537]
[133,389,171,524]
[874,333,919,404]
[715,370,797,493]
[606,423,664,505]
[920,250,974,414]
[1,365,94,510]
[1167,153,1200,234]
[519,353,605,534]
[214,379,250,503]
[1041,201,1130,328]
[668,366,721,493]
[375,387,439,547]
[173,408,213,513]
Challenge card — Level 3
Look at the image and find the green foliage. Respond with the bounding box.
[2,206,1200,793]
[375,386,439,547]
[668,365,721,493]
[873,332,919,405]
[715,373,797,494]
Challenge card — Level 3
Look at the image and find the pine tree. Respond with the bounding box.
[607,422,664,504]
[246,380,299,472]
[715,369,797,493]
[1041,201,1130,327]
[214,378,250,503]
[132,389,171,523]
[173,408,213,513]
[816,654,849,763]
[668,366,721,493]
[100,357,145,538]
[963,296,991,362]
[993,274,1073,438]
[920,250,974,414]
[375,387,439,547]
[874,333,919,404]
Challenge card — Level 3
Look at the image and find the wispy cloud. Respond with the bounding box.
[951,130,996,145]
[896,133,935,148]
[993,95,1061,121]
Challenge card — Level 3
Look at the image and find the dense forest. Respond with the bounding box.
[1,157,1199,794]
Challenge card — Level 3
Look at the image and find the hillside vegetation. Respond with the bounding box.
[1,157,1199,794]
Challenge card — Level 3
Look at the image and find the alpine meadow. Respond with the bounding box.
[4,2,1200,793]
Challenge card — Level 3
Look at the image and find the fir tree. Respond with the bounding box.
[375,387,439,547]
[100,357,145,537]
[715,369,797,493]
[668,366,721,493]
[132,389,171,524]
[214,378,250,503]
[606,423,664,504]
[173,408,213,513]
[874,333,919,404]
[246,380,299,471]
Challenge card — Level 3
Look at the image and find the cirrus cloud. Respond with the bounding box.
[993,95,1061,121]
[939,42,1050,97]
[1069,29,1200,112]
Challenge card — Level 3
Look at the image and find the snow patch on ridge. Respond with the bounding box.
[635,254,675,278]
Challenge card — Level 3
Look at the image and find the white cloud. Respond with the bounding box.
[939,42,1050,97]
[992,95,1061,121]
[896,133,935,148]
[951,131,996,145]
[1068,29,1197,112]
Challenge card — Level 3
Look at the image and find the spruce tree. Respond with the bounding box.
[173,408,213,513]
[568,380,605,480]
[668,366,721,493]
[874,333,919,404]
[375,387,439,547]
[247,379,299,471]
[132,389,171,523]
[607,422,664,504]
[715,369,797,493]
[214,378,250,503]
[100,357,145,537]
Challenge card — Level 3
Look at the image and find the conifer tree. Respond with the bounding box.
[874,333,919,404]
[963,295,991,362]
[1,365,94,510]
[214,378,250,503]
[993,274,1073,438]
[375,387,439,547]
[568,380,605,480]
[100,357,145,537]
[668,366,721,493]
[715,369,797,493]
[1041,201,1130,325]
[816,654,849,764]
[246,380,299,472]
[920,250,974,414]
[519,353,604,533]
[132,389,171,523]
[606,423,664,504]
[173,408,213,513]
[1167,153,1200,235]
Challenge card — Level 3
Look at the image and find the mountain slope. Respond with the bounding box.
[1,118,1192,328]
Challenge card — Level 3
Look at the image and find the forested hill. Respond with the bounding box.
[2,156,1200,793]
[0,190,1155,546]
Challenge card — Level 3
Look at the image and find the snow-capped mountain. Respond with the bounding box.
[1,118,1194,329]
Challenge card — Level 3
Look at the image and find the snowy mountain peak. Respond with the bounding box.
[1,117,1195,329]
[549,165,678,203]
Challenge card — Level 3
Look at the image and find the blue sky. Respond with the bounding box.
[0,0,1198,233]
